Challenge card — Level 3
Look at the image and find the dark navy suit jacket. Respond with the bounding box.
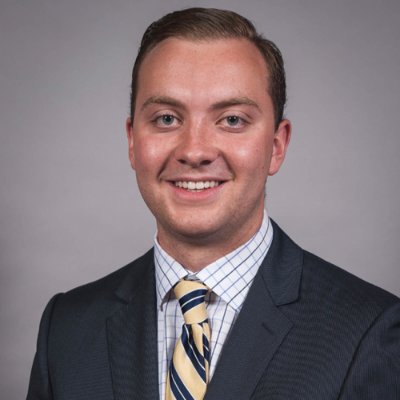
[27,221,400,399]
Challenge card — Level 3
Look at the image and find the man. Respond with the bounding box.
[27,8,400,400]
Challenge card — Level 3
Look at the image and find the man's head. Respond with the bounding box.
[126,8,291,269]
[129,8,286,130]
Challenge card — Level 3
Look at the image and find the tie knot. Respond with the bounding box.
[174,279,208,325]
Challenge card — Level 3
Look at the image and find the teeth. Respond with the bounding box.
[174,181,220,190]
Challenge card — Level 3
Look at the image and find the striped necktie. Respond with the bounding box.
[165,279,211,400]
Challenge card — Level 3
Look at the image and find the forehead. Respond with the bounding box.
[135,38,271,108]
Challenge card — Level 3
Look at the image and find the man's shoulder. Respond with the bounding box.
[51,248,154,319]
[271,220,398,308]
[269,220,399,312]
[301,249,399,318]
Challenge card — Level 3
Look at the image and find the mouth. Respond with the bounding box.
[173,180,223,192]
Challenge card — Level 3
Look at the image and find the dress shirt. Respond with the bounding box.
[154,211,273,399]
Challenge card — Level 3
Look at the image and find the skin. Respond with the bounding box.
[126,38,291,271]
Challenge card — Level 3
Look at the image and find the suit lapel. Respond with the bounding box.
[104,222,303,400]
[205,274,293,400]
[106,250,159,400]
[205,221,303,400]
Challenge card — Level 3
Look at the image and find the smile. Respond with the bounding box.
[174,180,221,191]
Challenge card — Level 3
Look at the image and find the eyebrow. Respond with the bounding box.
[208,97,261,112]
[140,95,261,112]
[141,96,184,111]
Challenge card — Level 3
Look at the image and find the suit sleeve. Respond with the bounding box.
[26,294,62,400]
[339,302,400,399]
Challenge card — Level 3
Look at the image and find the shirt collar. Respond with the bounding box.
[154,211,273,312]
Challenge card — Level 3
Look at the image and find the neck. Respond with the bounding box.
[156,217,264,272]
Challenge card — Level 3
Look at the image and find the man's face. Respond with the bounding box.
[127,38,290,252]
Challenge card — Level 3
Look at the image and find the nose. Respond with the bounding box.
[174,125,219,168]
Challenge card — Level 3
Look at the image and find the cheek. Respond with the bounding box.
[231,138,271,173]
[133,138,166,175]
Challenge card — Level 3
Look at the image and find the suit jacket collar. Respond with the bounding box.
[205,220,303,399]
[261,219,303,306]
[107,249,159,400]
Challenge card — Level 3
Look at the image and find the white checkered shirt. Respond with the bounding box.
[154,211,273,399]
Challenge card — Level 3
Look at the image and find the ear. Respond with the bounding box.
[268,119,291,176]
[126,117,136,170]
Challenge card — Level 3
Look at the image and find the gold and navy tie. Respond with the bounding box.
[165,280,211,400]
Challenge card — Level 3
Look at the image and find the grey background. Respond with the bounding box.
[1,0,399,398]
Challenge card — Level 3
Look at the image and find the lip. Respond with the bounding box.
[166,179,226,201]
[165,175,228,182]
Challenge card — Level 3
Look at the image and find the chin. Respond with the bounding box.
[178,223,220,239]
[163,218,224,242]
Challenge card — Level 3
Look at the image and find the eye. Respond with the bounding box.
[151,113,181,129]
[157,114,176,126]
[226,115,242,126]
[218,114,248,131]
